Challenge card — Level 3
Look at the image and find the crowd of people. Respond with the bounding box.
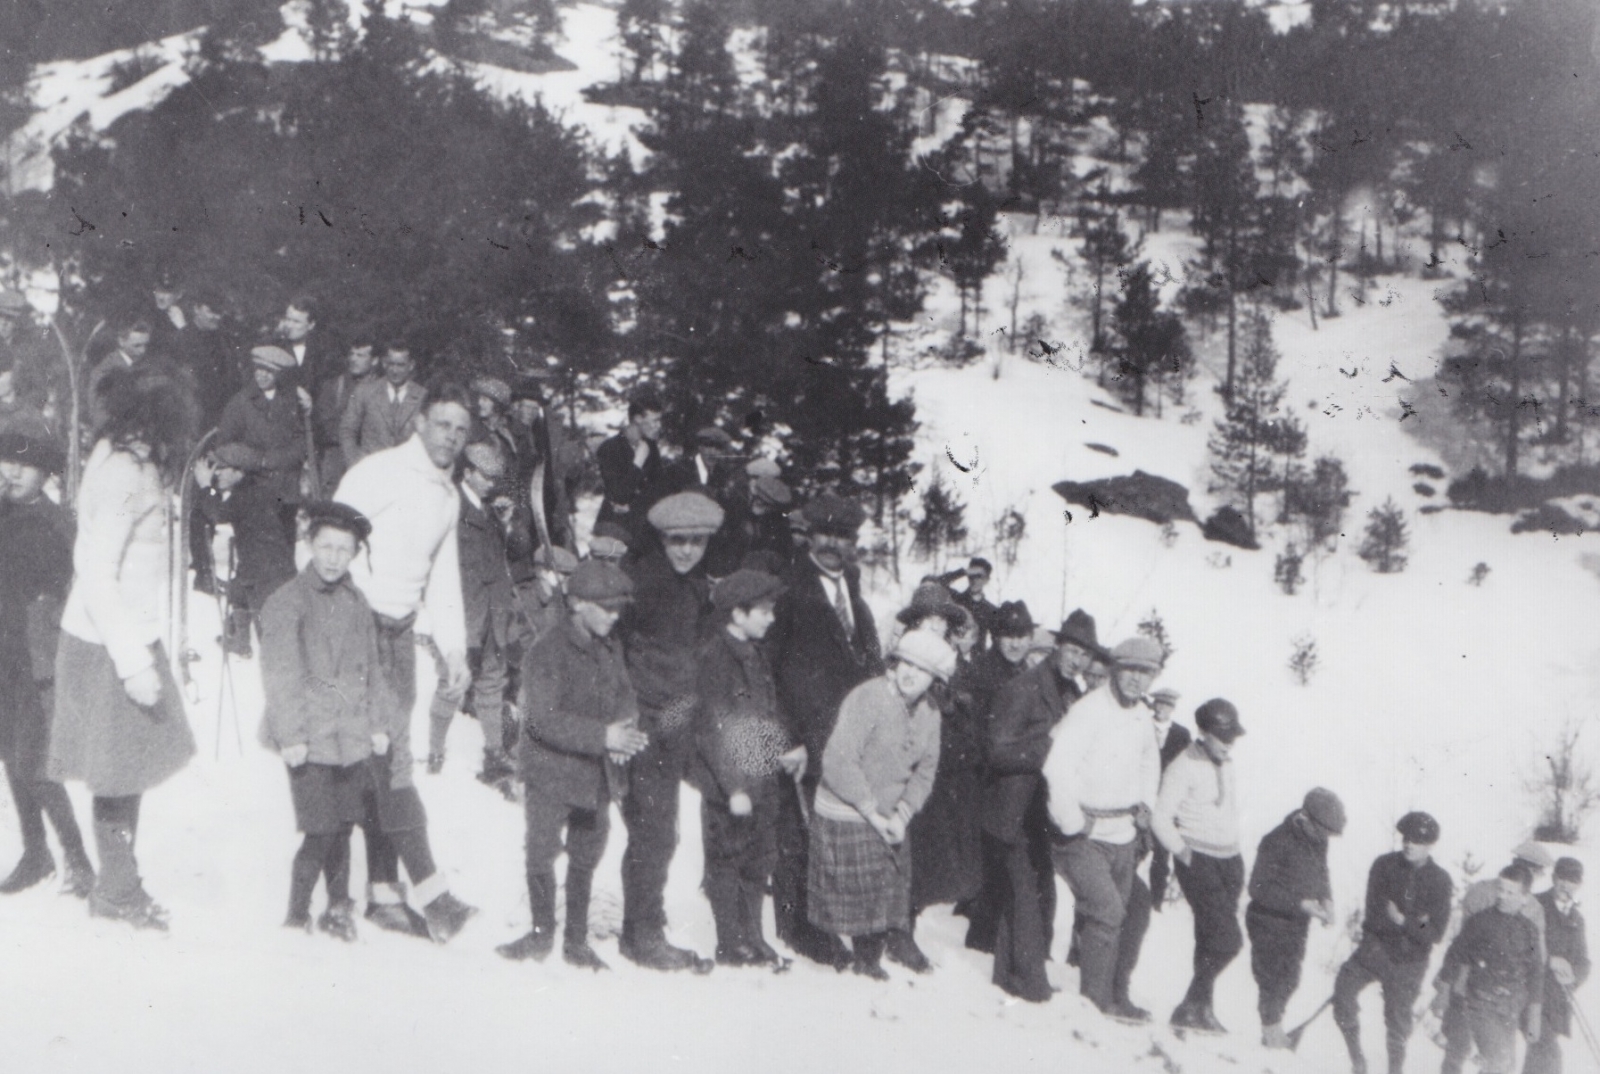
[0,284,1592,1074]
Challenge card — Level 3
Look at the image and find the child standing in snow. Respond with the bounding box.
[808,629,954,979]
[259,501,388,941]
[693,568,803,967]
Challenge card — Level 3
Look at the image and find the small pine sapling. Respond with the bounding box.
[1275,545,1306,595]
[1288,633,1318,685]
[1529,720,1600,844]
[1467,562,1490,586]
[1358,498,1410,573]
[911,471,969,563]
[1137,609,1175,662]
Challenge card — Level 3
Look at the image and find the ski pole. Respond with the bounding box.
[1565,982,1600,1066]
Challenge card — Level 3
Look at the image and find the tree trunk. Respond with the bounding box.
[1224,288,1238,401]
[1506,313,1524,478]
[957,284,968,340]
[1326,205,1343,317]
[1556,325,1573,447]
[1090,259,1105,352]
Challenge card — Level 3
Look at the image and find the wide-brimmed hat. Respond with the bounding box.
[1054,609,1105,658]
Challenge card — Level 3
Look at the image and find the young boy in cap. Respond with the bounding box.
[0,433,94,897]
[194,442,298,657]
[1041,634,1165,1020]
[1247,787,1345,1048]
[1153,699,1247,1034]
[616,489,724,972]
[1460,840,1553,961]
[693,568,799,967]
[497,559,648,969]
[426,439,523,795]
[1527,856,1588,1074]
[1333,810,1453,1074]
[1432,863,1546,1074]
[1144,687,1192,909]
[259,502,385,942]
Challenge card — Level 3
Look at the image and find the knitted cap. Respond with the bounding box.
[1303,787,1346,835]
[647,491,725,536]
[567,560,634,606]
[892,629,957,682]
[712,568,784,612]
[463,440,507,479]
[471,376,511,408]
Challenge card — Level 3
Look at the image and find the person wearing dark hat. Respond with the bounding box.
[516,543,578,654]
[0,351,53,442]
[217,345,310,542]
[975,608,1104,1001]
[334,379,479,944]
[692,568,797,967]
[765,491,884,968]
[809,629,955,980]
[311,334,378,493]
[1247,787,1345,1049]
[1153,699,1247,1034]
[49,365,200,930]
[339,341,425,468]
[505,372,576,553]
[0,432,93,897]
[595,390,664,541]
[1433,862,1546,1074]
[425,439,524,795]
[497,559,648,969]
[172,286,241,430]
[1526,856,1588,1074]
[587,521,632,564]
[1041,634,1165,1020]
[1333,810,1453,1074]
[193,441,298,657]
[258,502,382,942]
[614,489,725,972]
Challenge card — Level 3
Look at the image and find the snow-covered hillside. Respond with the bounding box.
[2,6,1595,1074]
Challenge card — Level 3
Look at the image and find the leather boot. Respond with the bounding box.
[1076,929,1119,1013]
[89,817,166,930]
[0,848,55,894]
[61,846,95,899]
[851,932,889,981]
[885,927,932,973]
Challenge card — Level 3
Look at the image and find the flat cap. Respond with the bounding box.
[749,475,792,508]
[647,490,724,535]
[1194,698,1245,742]
[1110,636,1165,670]
[745,457,781,479]
[532,545,578,574]
[1303,787,1346,836]
[1512,841,1554,871]
[567,559,634,606]
[587,536,628,562]
[801,492,865,536]
[1555,857,1584,883]
[0,290,28,316]
[0,431,64,475]
[1397,810,1440,846]
[306,500,372,543]
[696,426,734,450]
[712,568,785,612]
[1026,626,1058,654]
[463,440,507,479]
[250,345,296,373]
[471,376,512,408]
[1150,687,1181,707]
[211,442,264,471]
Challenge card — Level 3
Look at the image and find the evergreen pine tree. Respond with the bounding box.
[1358,498,1410,574]
[1078,201,1137,354]
[1207,310,1289,538]
[912,470,969,562]
[1109,261,1190,417]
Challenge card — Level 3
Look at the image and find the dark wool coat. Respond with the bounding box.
[1249,811,1333,917]
[967,647,1026,728]
[767,556,883,780]
[456,490,519,649]
[175,324,244,429]
[217,382,307,507]
[620,550,712,726]
[595,432,663,532]
[196,475,296,595]
[911,654,987,910]
[258,566,387,767]
[0,498,72,776]
[692,627,789,802]
[1537,888,1589,1036]
[982,661,1080,842]
[1361,850,1454,963]
[1442,906,1546,1014]
[517,617,639,811]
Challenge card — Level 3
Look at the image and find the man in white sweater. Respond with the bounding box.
[1042,636,1163,1020]
[335,380,477,944]
[1152,698,1246,1035]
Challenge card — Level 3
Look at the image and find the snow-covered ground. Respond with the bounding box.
[3,9,1596,1074]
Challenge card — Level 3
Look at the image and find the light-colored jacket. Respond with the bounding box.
[1041,684,1159,845]
[339,378,425,465]
[58,439,171,679]
[1152,741,1241,859]
[816,676,940,824]
[334,433,467,658]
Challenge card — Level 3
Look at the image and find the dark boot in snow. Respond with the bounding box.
[0,848,55,894]
[89,817,167,930]
[283,910,313,933]
[318,899,358,943]
[851,932,889,981]
[365,883,430,938]
[563,941,609,972]
[61,848,95,899]
[885,927,932,973]
[785,922,852,970]
[1171,1001,1221,1034]
[89,887,169,931]
[620,931,711,974]
[497,928,554,962]
[425,751,445,775]
[422,890,477,944]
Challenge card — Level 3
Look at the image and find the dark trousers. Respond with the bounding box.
[428,631,511,759]
[1114,873,1153,1006]
[701,789,778,952]
[1333,939,1430,1072]
[1247,904,1310,1026]
[1174,853,1245,1009]
[289,827,353,918]
[91,794,142,903]
[1524,1028,1564,1074]
[1052,836,1137,1011]
[1443,998,1520,1074]
[620,728,685,942]
[988,830,1057,1002]
[4,762,87,863]
[524,790,609,943]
